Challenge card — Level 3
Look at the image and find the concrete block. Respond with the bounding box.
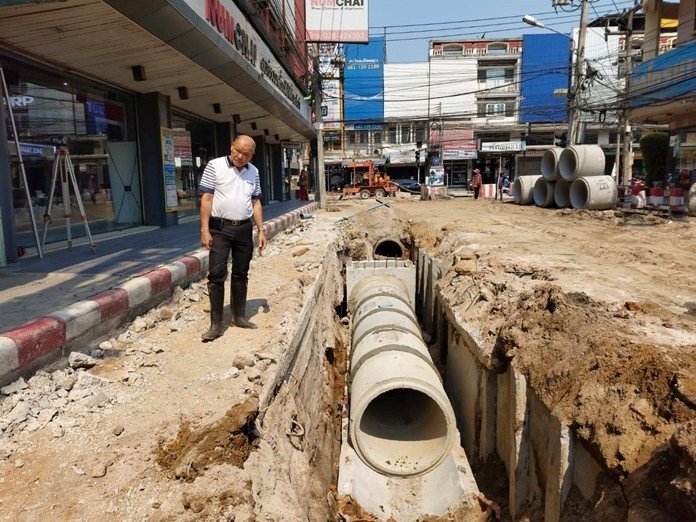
[162,261,187,287]
[479,369,497,461]
[573,437,603,501]
[0,337,19,377]
[47,300,101,341]
[118,276,152,308]
[545,416,574,522]
[509,365,530,519]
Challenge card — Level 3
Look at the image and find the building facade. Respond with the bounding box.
[0,0,314,263]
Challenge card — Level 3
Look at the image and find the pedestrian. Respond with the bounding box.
[298,169,309,200]
[471,168,483,200]
[198,135,267,341]
[497,171,505,201]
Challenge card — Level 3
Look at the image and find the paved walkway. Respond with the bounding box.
[0,200,311,331]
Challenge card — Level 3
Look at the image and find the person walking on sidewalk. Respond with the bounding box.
[199,135,267,341]
[471,169,483,200]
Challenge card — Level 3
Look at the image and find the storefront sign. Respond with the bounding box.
[353,123,382,131]
[480,141,526,153]
[8,142,56,159]
[344,36,384,122]
[427,166,444,187]
[160,128,178,212]
[387,149,415,164]
[305,0,369,43]
[631,39,696,108]
[9,95,34,108]
[188,0,309,117]
[443,150,478,160]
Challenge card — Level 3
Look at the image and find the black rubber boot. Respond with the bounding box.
[201,284,225,341]
[231,281,257,329]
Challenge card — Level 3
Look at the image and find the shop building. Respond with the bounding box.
[631,0,696,191]
[0,0,314,263]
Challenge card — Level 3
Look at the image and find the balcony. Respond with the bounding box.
[476,80,518,96]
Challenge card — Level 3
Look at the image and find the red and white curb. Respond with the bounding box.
[0,202,318,384]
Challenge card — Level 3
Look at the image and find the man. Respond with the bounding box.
[471,168,483,200]
[199,135,267,341]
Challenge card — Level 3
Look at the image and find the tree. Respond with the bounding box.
[639,132,670,187]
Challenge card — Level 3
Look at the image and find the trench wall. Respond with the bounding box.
[413,245,605,521]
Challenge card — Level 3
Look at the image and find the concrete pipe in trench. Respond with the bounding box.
[541,147,563,181]
[514,175,541,205]
[349,275,456,478]
[559,144,606,181]
[533,177,556,208]
[373,238,405,259]
[570,175,618,210]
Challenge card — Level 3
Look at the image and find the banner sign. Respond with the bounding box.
[344,36,384,122]
[427,166,445,187]
[443,150,477,160]
[480,141,526,153]
[305,0,369,43]
[160,128,179,212]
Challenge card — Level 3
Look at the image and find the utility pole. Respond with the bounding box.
[567,0,590,145]
[621,10,634,186]
[311,43,327,209]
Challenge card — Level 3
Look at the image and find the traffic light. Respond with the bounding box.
[554,132,567,148]
[415,150,421,163]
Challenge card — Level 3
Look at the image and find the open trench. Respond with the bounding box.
[232,206,694,521]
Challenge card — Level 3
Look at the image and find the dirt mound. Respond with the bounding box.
[155,398,259,481]
[343,205,413,260]
[496,285,696,476]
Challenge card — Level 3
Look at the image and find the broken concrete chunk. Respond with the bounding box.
[131,316,147,333]
[99,340,114,351]
[68,352,97,370]
[1,378,28,396]
[232,353,255,369]
[90,349,105,359]
[292,247,310,257]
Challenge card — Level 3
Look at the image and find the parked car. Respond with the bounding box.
[392,178,421,192]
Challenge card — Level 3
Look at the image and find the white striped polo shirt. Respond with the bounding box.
[199,156,262,220]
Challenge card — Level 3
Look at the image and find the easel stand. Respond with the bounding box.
[42,147,95,252]
[0,65,43,258]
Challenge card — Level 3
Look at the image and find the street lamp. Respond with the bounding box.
[522,15,569,38]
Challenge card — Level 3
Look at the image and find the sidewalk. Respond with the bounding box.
[0,200,318,385]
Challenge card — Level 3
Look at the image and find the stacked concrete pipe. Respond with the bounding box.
[514,175,541,205]
[541,147,563,182]
[558,145,617,210]
[533,177,556,208]
[349,274,457,477]
[554,179,572,208]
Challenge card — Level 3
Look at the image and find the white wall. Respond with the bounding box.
[429,59,477,120]
[384,62,430,120]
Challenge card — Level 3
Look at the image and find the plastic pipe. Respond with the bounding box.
[533,178,556,208]
[541,147,563,181]
[558,145,606,181]
[349,275,456,478]
[569,176,618,210]
[554,179,572,208]
[513,175,541,205]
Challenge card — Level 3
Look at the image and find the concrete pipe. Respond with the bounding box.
[350,275,456,478]
[373,238,405,259]
[513,175,542,205]
[533,177,556,208]
[541,147,563,181]
[554,179,572,208]
[559,145,606,181]
[570,175,618,210]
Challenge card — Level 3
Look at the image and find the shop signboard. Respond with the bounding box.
[305,0,369,43]
[443,150,477,160]
[344,36,384,122]
[387,149,415,165]
[188,0,309,119]
[630,39,696,108]
[427,166,445,186]
[320,53,342,130]
[160,127,179,212]
[480,141,526,153]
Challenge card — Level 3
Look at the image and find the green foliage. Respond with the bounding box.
[639,132,669,187]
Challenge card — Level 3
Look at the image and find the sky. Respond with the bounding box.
[369,0,636,62]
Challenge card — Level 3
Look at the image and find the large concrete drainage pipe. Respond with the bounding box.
[554,179,572,208]
[533,177,556,208]
[570,175,618,210]
[541,147,563,181]
[559,144,605,181]
[514,175,541,205]
[373,238,405,259]
[349,275,456,477]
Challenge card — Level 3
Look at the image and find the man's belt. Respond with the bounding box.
[209,217,250,229]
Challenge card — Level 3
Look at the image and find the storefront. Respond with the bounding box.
[0,0,314,262]
[477,140,526,184]
[3,57,139,247]
[671,130,696,189]
[442,150,477,186]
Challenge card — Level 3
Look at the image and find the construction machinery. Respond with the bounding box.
[341,161,398,199]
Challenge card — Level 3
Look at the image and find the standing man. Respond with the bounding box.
[471,168,483,200]
[199,135,267,341]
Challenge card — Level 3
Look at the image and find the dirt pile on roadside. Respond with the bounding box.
[342,205,413,259]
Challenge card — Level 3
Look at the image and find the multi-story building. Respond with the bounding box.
[0,0,314,263]
[630,0,696,191]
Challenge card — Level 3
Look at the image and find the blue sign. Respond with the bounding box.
[631,40,696,109]
[344,36,384,122]
[520,34,571,123]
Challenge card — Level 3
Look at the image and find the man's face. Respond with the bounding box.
[230,139,255,169]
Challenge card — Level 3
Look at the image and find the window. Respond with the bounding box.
[387,126,397,143]
[358,131,367,145]
[401,125,411,143]
[414,125,425,143]
[442,44,464,56]
[487,42,508,55]
[374,132,382,144]
[486,103,506,116]
[347,131,356,145]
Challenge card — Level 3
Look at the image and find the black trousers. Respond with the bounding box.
[473,186,481,200]
[208,221,254,286]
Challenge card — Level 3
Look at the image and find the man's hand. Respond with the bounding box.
[258,230,266,253]
[201,230,213,250]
